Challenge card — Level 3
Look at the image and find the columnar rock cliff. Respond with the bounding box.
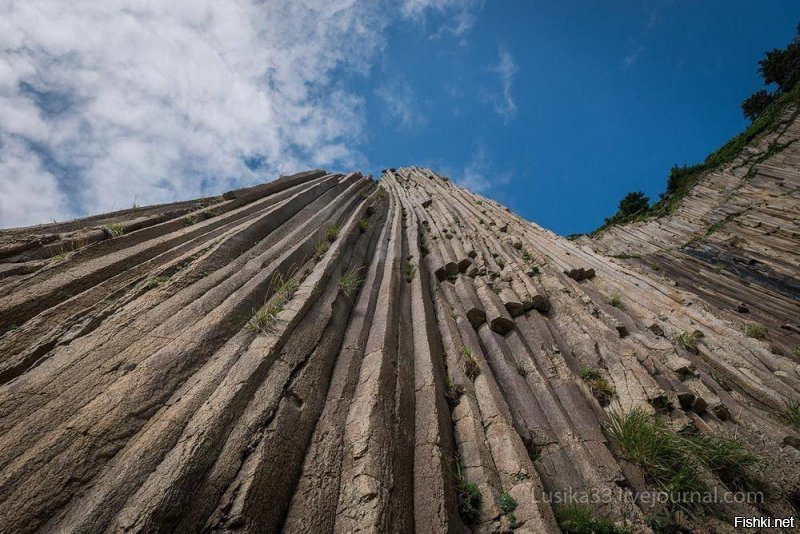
[0,122,798,532]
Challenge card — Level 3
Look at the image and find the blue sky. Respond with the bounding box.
[352,0,798,234]
[0,1,797,232]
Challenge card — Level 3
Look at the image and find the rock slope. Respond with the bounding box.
[0,144,798,530]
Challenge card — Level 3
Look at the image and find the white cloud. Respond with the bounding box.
[492,46,517,122]
[375,78,426,129]
[0,0,390,227]
[453,144,511,193]
[623,45,645,67]
[400,0,484,39]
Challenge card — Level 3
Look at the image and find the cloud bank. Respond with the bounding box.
[0,0,390,227]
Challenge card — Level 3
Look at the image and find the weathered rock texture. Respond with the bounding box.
[0,121,798,532]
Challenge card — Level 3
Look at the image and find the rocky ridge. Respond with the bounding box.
[0,124,798,532]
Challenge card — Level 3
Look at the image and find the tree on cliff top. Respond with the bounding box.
[742,22,800,121]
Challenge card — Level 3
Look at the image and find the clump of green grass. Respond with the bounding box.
[608,409,707,509]
[314,240,330,260]
[691,433,760,490]
[607,408,760,511]
[357,218,369,232]
[495,257,506,269]
[462,347,480,380]
[792,347,800,357]
[246,272,300,335]
[498,492,518,528]
[456,481,481,524]
[419,242,430,257]
[556,504,628,534]
[184,214,198,226]
[404,262,417,282]
[339,267,364,298]
[376,186,387,199]
[608,294,624,309]
[245,301,284,334]
[744,323,767,340]
[52,252,67,262]
[522,250,531,261]
[105,223,125,237]
[450,452,482,523]
[325,224,341,243]
[146,275,169,289]
[527,265,541,277]
[444,377,465,409]
[579,368,616,406]
[579,368,601,381]
[677,330,702,354]
[779,399,800,429]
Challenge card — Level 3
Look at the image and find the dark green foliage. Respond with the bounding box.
[600,191,650,230]
[456,482,482,524]
[758,41,800,93]
[498,491,517,514]
[444,378,465,408]
[556,505,628,534]
[145,275,169,289]
[607,409,760,512]
[742,89,776,121]
[498,492,518,528]
[744,323,766,340]
[579,368,616,406]
[779,399,800,428]
[740,23,800,120]
[593,26,800,235]
[608,294,624,309]
[677,330,702,354]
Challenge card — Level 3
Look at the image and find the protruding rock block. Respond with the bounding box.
[454,277,487,328]
[565,267,596,281]
[475,280,515,334]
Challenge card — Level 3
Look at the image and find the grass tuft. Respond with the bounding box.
[462,347,480,380]
[404,262,417,282]
[105,223,125,237]
[608,294,624,309]
[444,377,465,409]
[607,408,760,511]
[677,330,702,354]
[325,224,341,243]
[146,276,169,289]
[456,481,482,524]
[314,240,330,260]
[184,214,198,226]
[498,491,518,528]
[744,323,767,340]
[779,399,800,429]
[245,301,284,334]
[245,271,300,335]
[556,504,628,534]
[339,267,364,298]
[579,368,615,406]
[357,218,369,232]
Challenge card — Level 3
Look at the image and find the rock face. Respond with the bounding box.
[0,132,798,531]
